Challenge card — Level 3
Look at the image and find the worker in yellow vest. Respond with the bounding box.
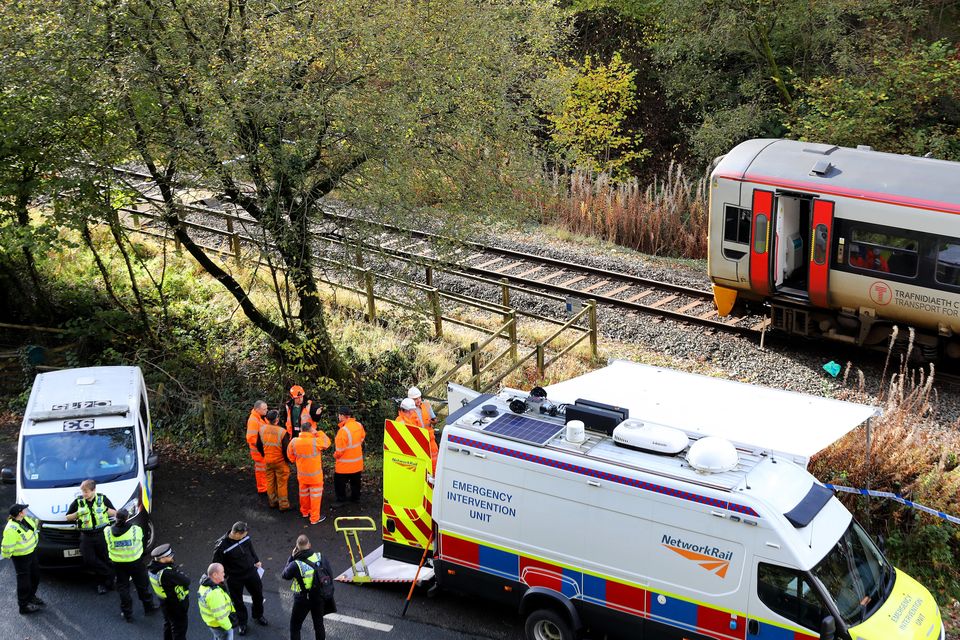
[2,503,44,615]
[333,406,365,505]
[198,562,236,640]
[246,401,269,495]
[65,478,116,594]
[105,507,157,622]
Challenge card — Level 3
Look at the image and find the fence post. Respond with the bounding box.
[536,344,544,379]
[426,266,433,287]
[202,394,215,446]
[131,207,141,230]
[226,217,241,264]
[500,278,511,308]
[470,342,481,390]
[430,288,443,338]
[508,310,518,361]
[588,299,599,361]
[363,270,376,323]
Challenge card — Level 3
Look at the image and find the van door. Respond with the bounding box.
[807,200,834,308]
[382,419,435,563]
[747,559,826,639]
[749,190,775,296]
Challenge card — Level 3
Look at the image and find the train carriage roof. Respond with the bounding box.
[713,138,960,212]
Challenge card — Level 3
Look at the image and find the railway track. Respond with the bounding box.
[109,166,767,337]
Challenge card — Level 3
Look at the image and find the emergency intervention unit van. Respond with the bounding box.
[378,360,944,640]
[1,366,159,566]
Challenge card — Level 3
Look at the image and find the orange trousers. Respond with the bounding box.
[252,453,267,494]
[298,482,324,524]
[265,461,291,510]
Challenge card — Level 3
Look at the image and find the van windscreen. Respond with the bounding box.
[21,428,137,488]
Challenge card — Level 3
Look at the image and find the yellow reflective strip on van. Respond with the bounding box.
[847,569,942,640]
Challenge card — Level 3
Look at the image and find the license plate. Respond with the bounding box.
[63,548,81,558]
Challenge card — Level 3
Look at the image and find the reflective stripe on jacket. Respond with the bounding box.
[289,552,323,593]
[335,418,365,473]
[149,566,189,601]
[104,525,143,563]
[285,400,316,437]
[1,516,39,558]
[198,582,235,629]
[76,494,111,531]
[287,431,331,484]
[258,423,289,464]
[246,410,267,461]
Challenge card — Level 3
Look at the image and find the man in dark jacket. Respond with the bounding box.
[212,521,266,635]
[148,543,191,640]
[281,534,334,640]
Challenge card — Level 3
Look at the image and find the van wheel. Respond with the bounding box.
[524,608,574,640]
[144,519,155,549]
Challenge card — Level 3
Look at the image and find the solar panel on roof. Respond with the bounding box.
[482,413,562,446]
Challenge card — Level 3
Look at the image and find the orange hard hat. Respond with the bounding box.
[289,385,305,398]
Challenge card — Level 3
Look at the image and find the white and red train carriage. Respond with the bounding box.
[709,138,960,359]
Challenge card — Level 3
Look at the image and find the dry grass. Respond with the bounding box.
[534,163,709,259]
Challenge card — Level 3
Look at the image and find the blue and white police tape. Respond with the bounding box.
[825,484,960,526]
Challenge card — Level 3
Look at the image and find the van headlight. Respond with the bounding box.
[122,487,141,518]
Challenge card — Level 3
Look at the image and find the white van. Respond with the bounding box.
[380,361,944,640]
[1,366,158,567]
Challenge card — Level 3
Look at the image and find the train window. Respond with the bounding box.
[724,206,752,244]
[813,224,828,265]
[848,229,918,278]
[936,242,960,287]
[753,214,768,254]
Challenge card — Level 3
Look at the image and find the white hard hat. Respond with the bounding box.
[400,398,416,411]
[407,386,422,399]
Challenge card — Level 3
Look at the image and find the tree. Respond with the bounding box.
[12,0,561,378]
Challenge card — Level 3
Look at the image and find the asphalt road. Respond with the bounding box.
[0,423,523,640]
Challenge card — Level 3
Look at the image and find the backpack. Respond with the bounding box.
[297,556,335,599]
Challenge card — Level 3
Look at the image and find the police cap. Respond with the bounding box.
[151,543,174,559]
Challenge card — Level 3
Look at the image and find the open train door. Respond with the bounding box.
[807,199,834,308]
[749,189,775,296]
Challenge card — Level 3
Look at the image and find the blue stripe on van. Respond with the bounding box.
[448,435,760,518]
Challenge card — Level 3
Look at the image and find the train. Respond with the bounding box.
[708,138,960,360]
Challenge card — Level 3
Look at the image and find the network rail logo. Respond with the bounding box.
[661,534,734,578]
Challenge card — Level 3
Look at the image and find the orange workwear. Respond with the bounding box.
[415,399,436,429]
[285,399,317,438]
[397,410,438,471]
[257,422,291,510]
[287,430,331,524]
[334,418,366,474]
[246,409,268,494]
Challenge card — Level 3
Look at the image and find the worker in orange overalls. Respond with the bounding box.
[286,420,331,525]
[257,410,292,511]
[397,398,438,472]
[245,401,269,495]
[281,385,320,439]
[333,406,365,505]
[407,387,436,429]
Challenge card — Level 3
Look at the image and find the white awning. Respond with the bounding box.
[544,360,879,465]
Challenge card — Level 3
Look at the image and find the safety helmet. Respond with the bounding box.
[400,398,416,411]
[289,385,305,398]
[407,386,422,399]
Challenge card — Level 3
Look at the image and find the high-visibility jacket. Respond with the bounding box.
[285,399,316,437]
[335,418,366,474]
[105,524,143,563]
[75,494,111,531]
[287,431,331,485]
[397,410,423,428]
[149,565,189,602]
[415,399,436,428]
[198,579,235,630]
[258,423,290,464]
[289,552,324,593]
[1,516,39,558]
[246,410,268,460]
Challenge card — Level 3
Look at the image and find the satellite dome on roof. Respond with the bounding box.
[687,436,739,473]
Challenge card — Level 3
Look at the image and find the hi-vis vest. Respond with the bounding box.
[259,423,287,464]
[335,418,365,473]
[76,495,110,531]
[382,419,434,553]
[290,552,324,593]
[150,566,189,602]
[198,582,234,629]
[246,410,267,461]
[288,431,330,484]
[105,525,143,563]
[285,400,316,437]
[1,516,39,558]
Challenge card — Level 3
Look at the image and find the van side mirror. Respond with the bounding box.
[145,454,160,471]
[820,615,836,640]
[0,468,13,484]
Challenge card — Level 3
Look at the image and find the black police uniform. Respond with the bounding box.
[148,556,190,640]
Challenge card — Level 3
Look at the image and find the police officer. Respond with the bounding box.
[213,521,267,635]
[149,543,191,640]
[104,507,157,621]
[65,478,116,593]
[199,562,236,640]
[1,503,44,615]
[282,535,334,640]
